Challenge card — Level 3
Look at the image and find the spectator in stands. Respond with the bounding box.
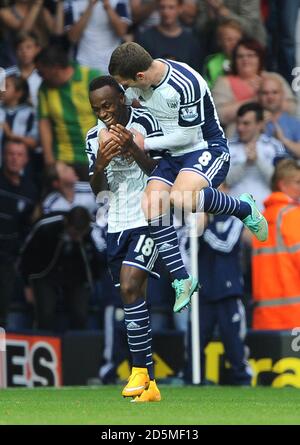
[194,0,267,56]
[136,0,202,71]
[130,0,159,36]
[259,75,300,160]
[20,206,105,331]
[41,162,109,342]
[212,38,296,138]
[203,18,243,88]
[265,0,300,85]
[0,140,38,328]
[42,161,97,217]
[64,0,131,73]
[179,0,197,28]
[7,31,42,109]
[0,74,39,171]
[130,0,197,36]
[252,159,300,330]
[187,186,252,385]
[41,161,107,278]
[0,0,64,67]
[36,45,100,180]
[226,102,286,211]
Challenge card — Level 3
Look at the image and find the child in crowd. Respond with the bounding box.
[13,31,42,109]
[204,19,243,88]
[0,74,40,184]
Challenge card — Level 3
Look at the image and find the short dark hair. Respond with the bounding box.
[65,206,91,232]
[89,75,124,95]
[34,45,70,68]
[109,42,153,80]
[6,74,30,104]
[237,102,264,121]
[14,31,40,49]
[231,38,265,75]
[217,18,243,34]
[4,140,27,153]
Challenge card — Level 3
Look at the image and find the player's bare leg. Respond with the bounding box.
[170,171,208,213]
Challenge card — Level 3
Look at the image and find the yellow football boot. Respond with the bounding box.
[122,367,150,398]
[131,380,161,402]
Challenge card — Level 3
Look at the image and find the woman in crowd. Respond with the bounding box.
[212,38,296,138]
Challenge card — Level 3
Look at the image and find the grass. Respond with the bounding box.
[0,386,299,425]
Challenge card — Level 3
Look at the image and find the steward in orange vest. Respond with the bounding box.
[252,159,300,330]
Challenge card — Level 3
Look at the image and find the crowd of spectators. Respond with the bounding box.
[0,0,300,377]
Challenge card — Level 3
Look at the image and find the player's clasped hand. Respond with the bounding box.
[96,138,121,169]
[109,124,139,163]
[109,124,133,150]
[110,124,145,153]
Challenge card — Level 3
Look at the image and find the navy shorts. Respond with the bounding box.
[148,141,230,188]
[107,226,160,287]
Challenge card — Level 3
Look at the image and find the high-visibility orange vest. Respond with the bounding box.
[252,192,300,330]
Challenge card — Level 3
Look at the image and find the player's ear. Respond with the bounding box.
[120,93,125,104]
[136,72,145,81]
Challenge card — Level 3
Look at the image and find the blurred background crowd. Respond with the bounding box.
[0,0,300,383]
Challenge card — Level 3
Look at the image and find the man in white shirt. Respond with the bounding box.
[42,161,97,216]
[64,0,131,73]
[227,102,287,211]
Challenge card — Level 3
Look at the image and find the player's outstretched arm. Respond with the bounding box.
[109,124,157,175]
[144,126,199,151]
[90,137,121,195]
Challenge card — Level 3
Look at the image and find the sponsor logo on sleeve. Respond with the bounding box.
[180,105,198,122]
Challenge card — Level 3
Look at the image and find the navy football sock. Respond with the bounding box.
[124,298,152,370]
[147,322,154,380]
[197,188,251,220]
[148,213,189,281]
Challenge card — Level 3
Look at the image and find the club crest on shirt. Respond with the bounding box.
[180,105,198,122]
[166,99,179,109]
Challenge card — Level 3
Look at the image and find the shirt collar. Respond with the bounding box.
[151,59,170,90]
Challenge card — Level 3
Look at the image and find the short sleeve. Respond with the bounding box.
[133,111,164,138]
[179,102,203,127]
[85,127,99,176]
[38,87,49,119]
[26,110,39,140]
[167,63,205,128]
[115,0,132,23]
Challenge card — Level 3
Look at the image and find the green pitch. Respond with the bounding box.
[1,386,300,425]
